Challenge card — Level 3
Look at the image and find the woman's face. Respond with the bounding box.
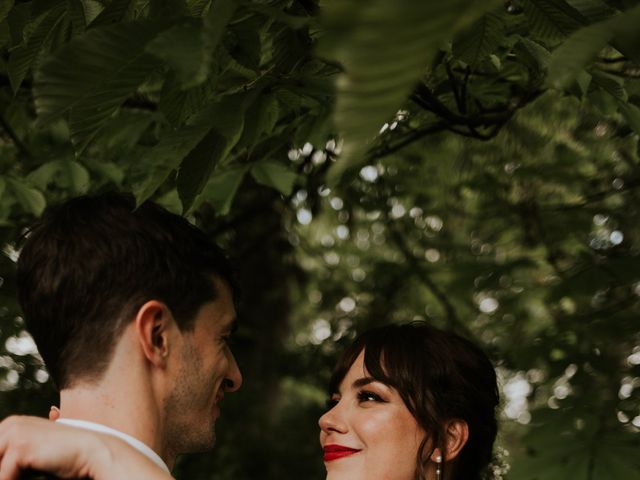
[319,351,425,480]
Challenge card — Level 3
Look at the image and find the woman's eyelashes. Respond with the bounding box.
[357,390,385,403]
[325,388,387,410]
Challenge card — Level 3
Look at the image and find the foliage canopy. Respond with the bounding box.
[1,0,640,479]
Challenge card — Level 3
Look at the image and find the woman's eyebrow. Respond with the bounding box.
[352,376,376,388]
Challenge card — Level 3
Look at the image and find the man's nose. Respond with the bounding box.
[224,352,242,392]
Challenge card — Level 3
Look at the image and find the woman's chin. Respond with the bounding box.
[325,462,365,480]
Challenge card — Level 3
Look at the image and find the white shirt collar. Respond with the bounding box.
[56,418,170,474]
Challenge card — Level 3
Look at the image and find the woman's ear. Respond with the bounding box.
[441,419,469,461]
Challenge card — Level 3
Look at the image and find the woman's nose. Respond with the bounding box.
[319,402,347,434]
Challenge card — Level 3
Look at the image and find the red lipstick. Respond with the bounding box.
[323,444,361,461]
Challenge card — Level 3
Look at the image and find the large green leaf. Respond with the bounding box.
[186,0,210,17]
[452,12,506,67]
[159,75,218,125]
[34,20,170,151]
[176,131,229,214]
[547,23,610,89]
[27,159,90,194]
[0,1,15,24]
[547,4,640,90]
[7,3,67,92]
[146,22,208,89]
[201,0,237,68]
[607,4,640,64]
[591,70,626,100]
[618,101,640,136]
[89,0,132,28]
[514,37,552,72]
[238,94,279,150]
[250,160,297,196]
[524,0,585,43]
[566,0,618,22]
[200,166,248,215]
[322,0,499,181]
[67,0,87,35]
[177,94,248,212]
[7,178,46,216]
[134,125,210,205]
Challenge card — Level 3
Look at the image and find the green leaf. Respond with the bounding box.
[591,70,626,100]
[27,161,60,189]
[0,1,14,24]
[146,22,208,89]
[547,23,611,89]
[566,0,617,22]
[58,159,90,193]
[67,0,87,35]
[185,0,210,17]
[322,0,500,182]
[159,75,218,125]
[0,177,6,199]
[200,166,248,215]
[176,130,225,213]
[608,4,640,64]
[27,159,90,194]
[202,0,238,65]
[524,0,585,43]
[89,0,132,28]
[155,188,182,214]
[8,3,67,93]
[239,94,279,150]
[34,20,170,151]
[7,178,46,216]
[547,5,640,90]
[250,160,297,196]
[134,126,210,205]
[514,37,552,71]
[177,94,248,212]
[452,13,506,67]
[249,4,311,29]
[84,160,124,186]
[6,2,31,47]
[80,0,104,26]
[618,101,640,136]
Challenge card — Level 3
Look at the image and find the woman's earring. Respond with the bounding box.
[435,454,442,480]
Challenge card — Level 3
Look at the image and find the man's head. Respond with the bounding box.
[16,192,239,391]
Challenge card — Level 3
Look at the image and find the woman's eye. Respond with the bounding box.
[357,390,383,403]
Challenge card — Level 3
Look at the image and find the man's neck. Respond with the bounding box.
[58,329,177,471]
[59,383,175,469]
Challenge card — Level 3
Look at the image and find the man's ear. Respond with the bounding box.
[134,300,175,368]
[433,419,469,462]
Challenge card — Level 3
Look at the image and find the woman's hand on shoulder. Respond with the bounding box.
[0,416,172,480]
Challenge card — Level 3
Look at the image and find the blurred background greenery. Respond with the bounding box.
[1,0,640,478]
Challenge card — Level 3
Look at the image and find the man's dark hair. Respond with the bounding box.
[16,192,237,390]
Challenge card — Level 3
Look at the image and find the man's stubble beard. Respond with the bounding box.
[164,342,217,454]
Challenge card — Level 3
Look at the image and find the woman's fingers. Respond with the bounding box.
[0,417,31,480]
[48,408,60,422]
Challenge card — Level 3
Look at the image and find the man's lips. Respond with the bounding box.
[323,444,361,462]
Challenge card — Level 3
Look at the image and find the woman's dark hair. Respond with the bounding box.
[329,322,499,480]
